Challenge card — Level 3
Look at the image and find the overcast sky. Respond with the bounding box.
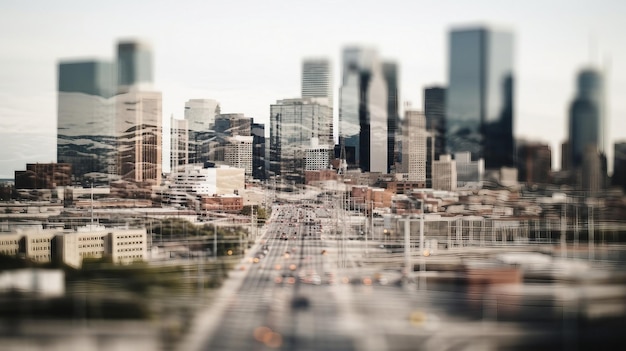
[1,0,624,178]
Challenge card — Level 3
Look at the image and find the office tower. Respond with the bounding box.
[568,68,605,169]
[171,117,189,172]
[116,90,162,185]
[302,58,333,108]
[270,98,333,183]
[433,155,457,191]
[446,26,514,169]
[383,62,400,174]
[185,99,221,131]
[184,99,220,165]
[424,86,446,187]
[339,47,388,173]
[117,40,153,91]
[398,110,427,182]
[455,151,484,188]
[561,141,571,171]
[252,123,267,180]
[306,139,333,171]
[224,135,253,177]
[57,60,117,185]
[215,113,252,136]
[613,142,626,191]
[517,142,552,185]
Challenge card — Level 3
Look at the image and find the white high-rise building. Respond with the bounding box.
[399,110,427,182]
[302,58,333,108]
[305,138,332,171]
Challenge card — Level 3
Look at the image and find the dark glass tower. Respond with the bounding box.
[424,86,446,188]
[383,62,399,174]
[446,26,515,169]
[117,41,153,91]
[568,68,604,169]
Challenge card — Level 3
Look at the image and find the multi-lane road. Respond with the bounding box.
[181,202,626,351]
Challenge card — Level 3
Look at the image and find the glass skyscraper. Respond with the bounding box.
[383,62,399,174]
[57,60,117,185]
[339,47,388,173]
[568,68,604,169]
[270,98,333,183]
[117,40,153,91]
[446,26,515,169]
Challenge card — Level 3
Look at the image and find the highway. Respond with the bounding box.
[180,202,626,351]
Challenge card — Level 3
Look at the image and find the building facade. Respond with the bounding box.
[398,110,427,182]
[383,62,400,174]
[224,135,253,177]
[568,68,605,170]
[270,98,333,183]
[433,155,457,191]
[116,90,162,186]
[339,47,388,173]
[446,26,514,170]
[117,40,153,91]
[302,58,333,108]
[57,60,117,185]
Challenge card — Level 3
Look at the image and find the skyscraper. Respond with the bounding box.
[117,40,153,91]
[116,90,162,185]
[302,58,333,108]
[184,99,220,165]
[446,26,515,169]
[424,86,446,187]
[613,142,626,191]
[270,98,333,182]
[252,123,267,180]
[383,62,399,174]
[57,60,116,184]
[339,47,388,173]
[568,68,604,169]
[398,110,427,182]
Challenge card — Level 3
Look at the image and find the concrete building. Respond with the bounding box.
[1,226,147,268]
[224,135,253,177]
[305,138,332,171]
[433,155,457,191]
[398,110,427,182]
[171,117,189,172]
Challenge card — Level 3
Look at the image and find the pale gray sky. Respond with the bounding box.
[1,0,624,178]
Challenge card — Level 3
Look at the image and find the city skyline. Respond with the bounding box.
[1,0,626,178]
